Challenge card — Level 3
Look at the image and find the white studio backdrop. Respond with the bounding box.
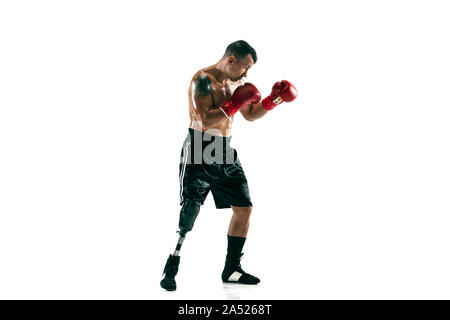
[0,0,449,299]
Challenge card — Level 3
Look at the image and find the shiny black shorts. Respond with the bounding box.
[179,129,252,209]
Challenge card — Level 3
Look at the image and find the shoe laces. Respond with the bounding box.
[227,253,245,272]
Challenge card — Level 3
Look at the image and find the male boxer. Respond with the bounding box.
[160,40,297,291]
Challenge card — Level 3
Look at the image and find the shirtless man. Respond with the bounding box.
[160,40,297,291]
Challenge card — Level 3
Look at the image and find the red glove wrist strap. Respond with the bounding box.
[220,100,240,118]
[262,96,283,111]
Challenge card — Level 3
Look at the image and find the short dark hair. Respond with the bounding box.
[223,40,257,63]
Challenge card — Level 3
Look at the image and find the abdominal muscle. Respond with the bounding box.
[189,111,233,137]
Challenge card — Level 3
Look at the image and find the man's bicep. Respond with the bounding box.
[194,74,212,97]
[191,75,214,116]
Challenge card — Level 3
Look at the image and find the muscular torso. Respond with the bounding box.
[188,67,242,137]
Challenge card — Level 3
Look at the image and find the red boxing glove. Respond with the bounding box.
[261,80,298,111]
[220,83,261,118]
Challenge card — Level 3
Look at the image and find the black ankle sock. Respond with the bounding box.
[226,235,246,260]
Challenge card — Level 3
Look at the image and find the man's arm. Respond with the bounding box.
[240,80,298,121]
[190,74,228,130]
[239,103,269,122]
[191,74,262,129]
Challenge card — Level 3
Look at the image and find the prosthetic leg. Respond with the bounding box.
[160,200,201,291]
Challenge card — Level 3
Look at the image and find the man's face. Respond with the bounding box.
[227,54,254,82]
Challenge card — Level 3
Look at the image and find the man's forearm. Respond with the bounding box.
[245,103,269,121]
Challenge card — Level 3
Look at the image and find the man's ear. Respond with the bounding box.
[227,56,236,65]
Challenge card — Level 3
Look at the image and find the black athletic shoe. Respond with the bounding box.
[221,253,260,284]
[160,254,180,291]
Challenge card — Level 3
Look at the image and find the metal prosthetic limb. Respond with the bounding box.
[173,200,201,256]
[161,200,201,291]
[173,234,185,256]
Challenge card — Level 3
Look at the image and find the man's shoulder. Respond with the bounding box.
[191,68,216,83]
[191,70,214,98]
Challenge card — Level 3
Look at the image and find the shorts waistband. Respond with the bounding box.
[188,128,232,145]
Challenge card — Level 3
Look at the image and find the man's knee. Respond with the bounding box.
[232,206,253,220]
[178,200,201,236]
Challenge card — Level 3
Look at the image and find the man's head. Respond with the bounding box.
[222,40,257,82]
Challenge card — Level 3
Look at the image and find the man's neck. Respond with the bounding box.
[211,59,230,84]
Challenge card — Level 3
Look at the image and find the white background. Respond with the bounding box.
[1,0,449,299]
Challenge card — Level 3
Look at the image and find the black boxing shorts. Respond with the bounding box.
[178,128,252,209]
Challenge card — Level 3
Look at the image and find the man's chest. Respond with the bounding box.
[210,83,232,107]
